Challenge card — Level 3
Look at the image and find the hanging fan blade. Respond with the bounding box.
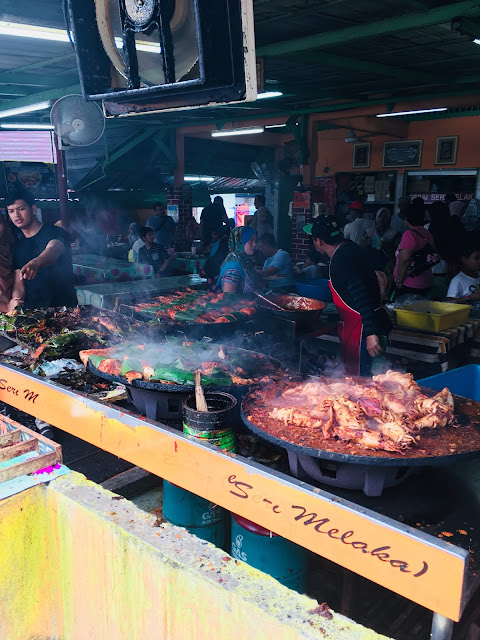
[51,95,105,147]
[95,0,198,86]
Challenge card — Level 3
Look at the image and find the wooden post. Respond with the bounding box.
[173,130,185,187]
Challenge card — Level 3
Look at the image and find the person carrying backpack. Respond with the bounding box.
[393,204,439,297]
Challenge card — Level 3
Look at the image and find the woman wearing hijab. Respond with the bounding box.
[217,226,259,293]
[0,216,24,312]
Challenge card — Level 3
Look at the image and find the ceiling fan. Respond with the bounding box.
[344,129,375,143]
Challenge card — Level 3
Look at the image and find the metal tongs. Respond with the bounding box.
[253,291,285,311]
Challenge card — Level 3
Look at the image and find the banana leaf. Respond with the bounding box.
[88,354,108,369]
[148,366,231,386]
[119,358,144,375]
[47,329,104,348]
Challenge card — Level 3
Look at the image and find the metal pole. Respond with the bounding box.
[430,613,454,640]
[53,133,69,230]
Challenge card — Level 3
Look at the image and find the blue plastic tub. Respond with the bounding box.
[295,278,332,302]
[418,365,480,401]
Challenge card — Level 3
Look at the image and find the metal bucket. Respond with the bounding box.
[162,480,228,549]
[231,514,308,593]
[183,392,237,452]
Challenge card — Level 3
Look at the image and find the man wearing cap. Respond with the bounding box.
[343,200,374,246]
[305,216,391,376]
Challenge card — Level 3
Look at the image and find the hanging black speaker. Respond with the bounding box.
[66,0,257,116]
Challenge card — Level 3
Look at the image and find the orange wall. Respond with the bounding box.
[316,115,480,178]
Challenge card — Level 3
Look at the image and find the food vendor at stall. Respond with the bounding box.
[304,215,391,375]
[6,191,77,309]
[217,226,259,293]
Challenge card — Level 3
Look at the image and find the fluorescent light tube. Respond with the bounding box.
[114,37,161,53]
[257,91,283,99]
[0,21,70,42]
[0,21,159,52]
[211,127,264,137]
[184,176,215,182]
[376,107,447,118]
[265,123,287,129]
[0,102,50,119]
[0,123,54,130]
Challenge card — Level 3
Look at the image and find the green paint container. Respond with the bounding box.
[163,480,227,549]
[183,392,237,452]
[231,514,308,593]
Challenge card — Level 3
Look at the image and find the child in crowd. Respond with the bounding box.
[294,248,323,279]
[446,242,480,303]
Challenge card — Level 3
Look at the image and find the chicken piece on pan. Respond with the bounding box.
[373,420,417,447]
[415,388,454,415]
[356,431,405,453]
[332,398,365,430]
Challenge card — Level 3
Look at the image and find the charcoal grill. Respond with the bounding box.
[88,347,286,421]
[118,302,253,341]
[241,386,480,497]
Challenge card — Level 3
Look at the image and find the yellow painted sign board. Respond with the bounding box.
[0,364,469,621]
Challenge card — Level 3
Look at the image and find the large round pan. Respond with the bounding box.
[241,386,480,467]
[122,309,252,341]
[87,346,286,394]
[256,295,326,329]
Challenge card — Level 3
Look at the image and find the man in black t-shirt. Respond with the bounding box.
[6,193,77,309]
[304,216,391,376]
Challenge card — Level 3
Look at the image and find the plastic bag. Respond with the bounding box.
[394,294,428,309]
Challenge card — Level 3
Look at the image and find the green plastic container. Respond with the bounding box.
[183,392,237,452]
[231,514,308,592]
[163,480,227,549]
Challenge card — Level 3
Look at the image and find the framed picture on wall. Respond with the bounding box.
[382,140,422,168]
[352,142,370,169]
[435,136,458,165]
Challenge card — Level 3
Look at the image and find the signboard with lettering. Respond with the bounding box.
[293,191,311,208]
[0,364,470,621]
[4,161,57,198]
[407,192,473,204]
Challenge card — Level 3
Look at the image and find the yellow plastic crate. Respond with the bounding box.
[394,301,471,332]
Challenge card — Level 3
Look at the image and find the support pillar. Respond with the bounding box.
[54,133,69,230]
[290,189,313,263]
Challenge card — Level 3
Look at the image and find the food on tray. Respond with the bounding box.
[130,289,256,324]
[247,371,455,454]
[81,340,282,387]
[0,306,145,363]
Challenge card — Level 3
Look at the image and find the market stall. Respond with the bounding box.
[75,274,207,308]
[0,299,479,639]
[72,254,154,284]
[0,360,478,640]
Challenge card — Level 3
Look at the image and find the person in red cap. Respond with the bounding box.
[343,200,374,246]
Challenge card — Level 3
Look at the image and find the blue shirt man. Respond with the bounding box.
[146,202,176,247]
[258,232,294,281]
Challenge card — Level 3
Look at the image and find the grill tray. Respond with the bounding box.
[87,347,286,420]
[241,383,480,467]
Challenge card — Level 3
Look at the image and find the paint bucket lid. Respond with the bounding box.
[232,513,278,537]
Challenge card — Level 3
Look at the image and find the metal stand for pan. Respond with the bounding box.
[287,451,416,497]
